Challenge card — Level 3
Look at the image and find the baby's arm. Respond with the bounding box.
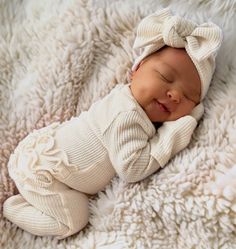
[103,104,203,183]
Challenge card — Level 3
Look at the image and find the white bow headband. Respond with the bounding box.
[132,8,223,100]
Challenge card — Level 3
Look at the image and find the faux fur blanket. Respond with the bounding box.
[1,0,236,248]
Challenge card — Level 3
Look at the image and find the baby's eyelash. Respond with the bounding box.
[156,70,172,83]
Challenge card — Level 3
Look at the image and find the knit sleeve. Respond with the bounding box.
[102,110,161,183]
[150,116,197,167]
[102,110,197,183]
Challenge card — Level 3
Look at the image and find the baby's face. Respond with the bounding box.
[130,46,201,122]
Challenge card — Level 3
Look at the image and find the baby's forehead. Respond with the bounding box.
[153,47,190,61]
[149,48,197,74]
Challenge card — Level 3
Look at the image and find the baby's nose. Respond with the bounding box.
[167,89,181,103]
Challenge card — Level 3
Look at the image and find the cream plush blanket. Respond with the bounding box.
[1,0,236,248]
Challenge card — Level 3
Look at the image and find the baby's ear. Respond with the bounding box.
[131,60,144,80]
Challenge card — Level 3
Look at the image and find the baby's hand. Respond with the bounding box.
[190,103,204,121]
[153,115,197,167]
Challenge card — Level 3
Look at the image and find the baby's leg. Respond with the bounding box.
[3,180,89,239]
[3,194,69,236]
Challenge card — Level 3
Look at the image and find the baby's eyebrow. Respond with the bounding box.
[161,62,178,76]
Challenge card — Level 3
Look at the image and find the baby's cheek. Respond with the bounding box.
[168,112,184,121]
[181,100,195,114]
[130,83,149,107]
[170,104,195,121]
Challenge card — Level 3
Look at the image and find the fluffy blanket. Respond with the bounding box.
[1,0,236,248]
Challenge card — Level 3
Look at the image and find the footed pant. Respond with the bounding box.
[3,123,93,239]
[3,121,115,239]
[3,178,89,239]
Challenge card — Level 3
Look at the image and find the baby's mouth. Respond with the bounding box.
[155,100,170,113]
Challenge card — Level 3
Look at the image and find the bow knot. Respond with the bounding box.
[133,8,222,62]
[163,16,195,48]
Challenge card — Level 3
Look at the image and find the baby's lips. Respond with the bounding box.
[157,101,171,112]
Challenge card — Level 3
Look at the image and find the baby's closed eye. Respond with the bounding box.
[155,69,173,83]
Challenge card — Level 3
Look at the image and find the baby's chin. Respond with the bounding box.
[145,109,170,122]
[146,109,189,122]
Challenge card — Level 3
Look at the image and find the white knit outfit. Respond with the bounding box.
[4,84,198,238]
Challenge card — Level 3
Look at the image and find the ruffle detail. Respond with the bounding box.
[8,122,72,190]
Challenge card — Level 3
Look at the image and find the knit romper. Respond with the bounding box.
[3,84,196,239]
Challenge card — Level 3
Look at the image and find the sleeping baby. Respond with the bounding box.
[3,8,222,239]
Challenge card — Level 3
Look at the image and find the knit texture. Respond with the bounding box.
[3,84,197,238]
[7,84,197,188]
[132,8,223,100]
[4,183,89,239]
